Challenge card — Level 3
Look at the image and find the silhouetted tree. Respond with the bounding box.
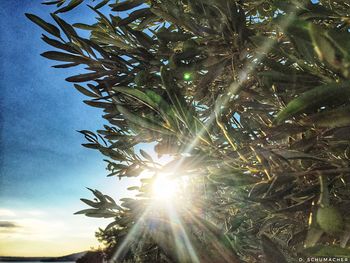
[28,0,350,262]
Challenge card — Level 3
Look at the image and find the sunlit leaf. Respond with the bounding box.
[275,81,350,124]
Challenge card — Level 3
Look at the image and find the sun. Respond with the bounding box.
[152,176,178,200]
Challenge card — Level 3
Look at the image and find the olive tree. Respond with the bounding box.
[27,0,350,262]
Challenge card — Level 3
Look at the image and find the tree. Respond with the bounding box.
[27,0,350,262]
[76,250,105,263]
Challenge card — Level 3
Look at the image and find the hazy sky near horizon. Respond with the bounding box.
[0,0,138,257]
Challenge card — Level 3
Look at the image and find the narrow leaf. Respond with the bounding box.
[25,13,61,38]
[74,84,98,97]
[275,81,350,124]
[41,51,88,63]
[110,0,143,11]
[55,0,84,14]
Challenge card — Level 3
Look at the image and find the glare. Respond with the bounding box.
[112,8,299,262]
[183,72,192,81]
[153,176,178,200]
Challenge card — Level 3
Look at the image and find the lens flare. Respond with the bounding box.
[183,72,192,81]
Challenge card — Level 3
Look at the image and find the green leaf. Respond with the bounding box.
[51,13,78,40]
[91,31,131,50]
[160,67,191,125]
[74,84,98,98]
[80,198,100,208]
[275,81,350,124]
[127,186,139,191]
[25,13,61,38]
[301,106,350,128]
[99,148,126,161]
[112,86,158,110]
[82,143,99,149]
[41,35,78,53]
[309,23,338,68]
[140,149,153,162]
[55,0,84,14]
[94,0,109,9]
[42,0,64,5]
[118,8,152,26]
[110,0,143,11]
[52,62,79,68]
[74,208,99,215]
[66,71,109,82]
[87,5,115,31]
[41,51,88,63]
[144,89,177,129]
[117,105,174,135]
[91,189,106,202]
[105,221,120,231]
[85,211,117,218]
[73,23,96,30]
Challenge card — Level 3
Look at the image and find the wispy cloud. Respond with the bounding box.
[0,209,16,217]
[0,221,19,228]
[0,207,105,256]
[26,210,46,216]
[0,220,20,235]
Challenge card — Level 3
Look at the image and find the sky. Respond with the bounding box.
[0,0,140,257]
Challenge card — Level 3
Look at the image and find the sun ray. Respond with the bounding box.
[164,203,201,263]
[168,8,299,175]
[185,210,240,263]
[112,9,300,263]
[110,207,151,262]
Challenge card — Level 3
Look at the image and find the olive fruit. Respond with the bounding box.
[316,206,343,234]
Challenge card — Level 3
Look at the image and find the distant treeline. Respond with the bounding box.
[0,251,86,262]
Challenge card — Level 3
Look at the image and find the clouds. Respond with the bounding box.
[0,209,16,217]
[0,208,48,237]
[0,221,19,228]
[0,207,68,240]
[0,206,108,256]
[0,221,20,235]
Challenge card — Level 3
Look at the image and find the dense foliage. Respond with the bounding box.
[28,0,350,262]
[77,250,105,263]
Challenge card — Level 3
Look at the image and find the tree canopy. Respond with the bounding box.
[27,0,350,262]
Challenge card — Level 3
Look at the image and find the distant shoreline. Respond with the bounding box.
[0,258,75,262]
[0,261,75,263]
[0,252,86,262]
[0,257,50,262]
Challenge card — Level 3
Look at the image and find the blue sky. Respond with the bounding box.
[0,0,137,256]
